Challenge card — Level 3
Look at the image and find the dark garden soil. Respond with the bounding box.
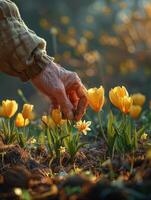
[0,135,151,200]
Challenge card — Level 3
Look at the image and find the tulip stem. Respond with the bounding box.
[122,113,126,122]
[23,119,26,137]
[6,118,11,143]
[98,111,108,144]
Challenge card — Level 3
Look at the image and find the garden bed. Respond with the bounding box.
[0,87,151,200]
[0,138,151,200]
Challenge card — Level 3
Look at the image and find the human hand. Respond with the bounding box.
[31,62,88,121]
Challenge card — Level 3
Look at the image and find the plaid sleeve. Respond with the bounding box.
[0,0,54,81]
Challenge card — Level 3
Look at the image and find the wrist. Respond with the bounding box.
[21,61,54,82]
[21,63,44,82]
[20,49,54,82]
[31,63,49,82]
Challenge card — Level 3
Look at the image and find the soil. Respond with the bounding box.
[0,136,151,200]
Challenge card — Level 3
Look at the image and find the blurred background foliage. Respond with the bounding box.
[0,0,151,112]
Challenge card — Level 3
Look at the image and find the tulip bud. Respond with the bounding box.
[22,104,34,119]
[109,86,133,114]
[86,86,105,112]
[51,109,62,124]
[131,93,146,106]
[1,100,18,118]
[130,105,142,119]
[16,113,29,127]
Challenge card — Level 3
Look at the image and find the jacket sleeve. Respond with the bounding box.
[0,0,54,81]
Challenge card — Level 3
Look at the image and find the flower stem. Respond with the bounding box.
[23,119,26,136]
[7,118,11,143]
[98,111,108,144]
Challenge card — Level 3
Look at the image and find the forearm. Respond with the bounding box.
[0,0,88,121]
[0,0,53,81]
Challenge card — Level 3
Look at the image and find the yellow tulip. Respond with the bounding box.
[130,105,142,119]
[109,86,128,109]
[22,104,34,119]
[15,113,29,127]
[86,86,105,112]
[51,109,62,124]
[42,115,55,128]
[1,100,18,118]
[0,106,4,117]
[109,86,133,114]
[131,93,146,106]
[121,96,133,114]
[28,111,36,120]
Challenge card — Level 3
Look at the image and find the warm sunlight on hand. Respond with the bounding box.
[31,62,88,121]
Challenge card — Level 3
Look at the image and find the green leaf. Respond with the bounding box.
[137,126,146,139]
[38,131,46,145]
[107,111,115,138]
[17,89,28,103]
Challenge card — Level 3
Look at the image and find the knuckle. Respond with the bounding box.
[72,72,81,83]
[73,72,79,79]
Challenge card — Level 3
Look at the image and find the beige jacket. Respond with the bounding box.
[0,0,53,81]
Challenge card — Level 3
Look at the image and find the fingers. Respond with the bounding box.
[74,86,88,121]
[67,90,79,110]
[53,86,74,120]
[65,72,88,121]
[60,69,80,90]
[32,63,88,121]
